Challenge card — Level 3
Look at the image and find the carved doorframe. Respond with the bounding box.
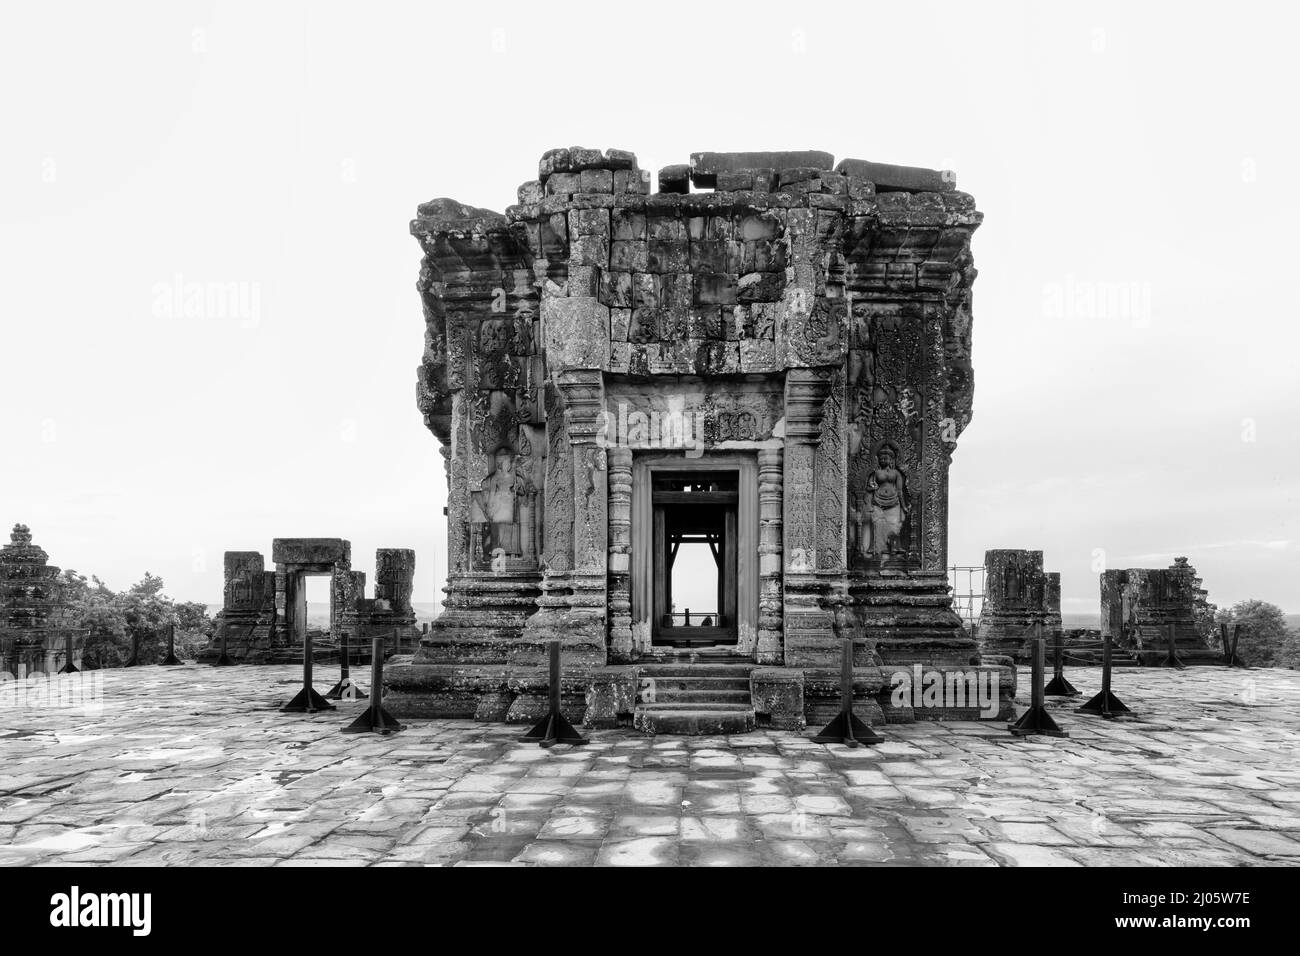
[630,453,758,660]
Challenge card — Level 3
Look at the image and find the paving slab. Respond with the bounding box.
[0,664,1297,865]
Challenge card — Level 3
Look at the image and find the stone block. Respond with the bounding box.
[693,274,737,307]
[835,158,955,193]
[658,165,690,194]
[542,296,608,369]
[569,234,608,267]
[568,207,610,238]
[647,239,689,273]
[579,169,614,193]
[609,307,632,342]
[632,272,658,309]
[609,239,648,272]
[600,270,633,307]
[737,272,785,303]
[272,538,349,567]
[689,150,834,187]
[516,180,544,204]
[614,167,651,195]
[611,209,646,241]
[545,171,580,196]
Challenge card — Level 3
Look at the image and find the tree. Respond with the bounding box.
[1216,600,1296,668]
[60,569,129,669]
[57,570,213,667]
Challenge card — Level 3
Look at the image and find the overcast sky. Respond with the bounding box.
[2,1,1297,616]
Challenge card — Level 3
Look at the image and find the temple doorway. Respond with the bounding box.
[651,471,738,647]
[632,454,759,659]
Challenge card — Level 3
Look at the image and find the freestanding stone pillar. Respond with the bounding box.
[977,550,1062,662]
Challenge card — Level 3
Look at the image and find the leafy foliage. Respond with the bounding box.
[1216,599,1298,669]
[59,570,213,668]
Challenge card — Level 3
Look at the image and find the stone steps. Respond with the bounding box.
[633,708,755,735]
[633,661,755,735]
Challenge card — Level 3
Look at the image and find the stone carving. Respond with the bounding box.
[864,441,910,556]
[470,446,523,562]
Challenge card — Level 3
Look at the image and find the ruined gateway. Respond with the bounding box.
[386,148,1016,732]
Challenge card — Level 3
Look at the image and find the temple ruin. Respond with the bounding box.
[386,147,1015,732]
[1102,557,1221,665]
[0,524,79,673]
[977,549,1062,662]
[204,538,419,662]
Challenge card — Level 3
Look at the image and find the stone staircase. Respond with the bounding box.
[633,657,755,735]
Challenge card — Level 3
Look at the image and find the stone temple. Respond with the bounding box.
[387,147,1014,732]
[0,524,79,673]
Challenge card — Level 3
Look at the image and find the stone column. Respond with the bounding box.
[782,368,837,666]
[607,444,634,663]
[559,368,608,647]
[757,447,784,664]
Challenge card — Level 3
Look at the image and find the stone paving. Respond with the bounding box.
[1,664,1298,866]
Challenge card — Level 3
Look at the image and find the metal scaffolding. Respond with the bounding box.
[949,565,986,627]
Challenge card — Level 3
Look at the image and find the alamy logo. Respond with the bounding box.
[49,886,151,937]
[889,665,1001,719]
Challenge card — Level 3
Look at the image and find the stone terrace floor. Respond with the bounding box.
[1,664,1298,866]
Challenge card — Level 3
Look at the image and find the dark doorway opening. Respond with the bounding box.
[652,471,738,647]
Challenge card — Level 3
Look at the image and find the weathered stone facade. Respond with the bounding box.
[0,524,79,672]
[388,147,1013,730]
[977,550,1062,662]
[1102,557,1221,665]
[202,539,419,662]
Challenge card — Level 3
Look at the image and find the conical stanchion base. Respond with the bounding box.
[160,653,182,666]
[1078,688,1131,718]
[521,711,587,748]
[57,662,79,675]
[212,653,235,667]
[812,710,884,747]
[325,677,368,701]
[341,705,401,735]
[1044,674,1080,697]
[281,687,334,713]
[1008,704,1069,737]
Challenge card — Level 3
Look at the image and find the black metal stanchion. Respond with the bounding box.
[160,623,181,666]
[281,630,333,713]
[1079,632,1132,717]
[522,640,587,747]
[125,632,141,667]
[342,638,401,734]
[1043,623,1079,696]
[813,637,883,746]
[1008,631,1068,737]
[57,629,79,674]
[325,629,366,701]
[212,626,234,666]
[1161,622,1186,669]
[1222,622,1246,668]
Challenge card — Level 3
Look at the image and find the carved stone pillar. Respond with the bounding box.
[782,368,839,666]
[607,445,634,663]
[561,370,608,635]
[757,447,784,665]
[518,372,607,667]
